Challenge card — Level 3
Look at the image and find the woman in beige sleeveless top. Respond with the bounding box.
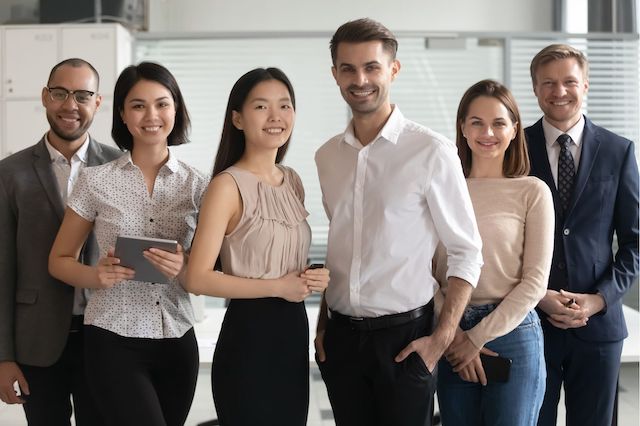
[185,68,330,426]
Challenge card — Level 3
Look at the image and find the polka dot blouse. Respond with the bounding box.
[67,150,208,338]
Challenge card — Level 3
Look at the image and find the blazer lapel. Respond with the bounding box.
[528,119,562,208]
[32,139,65,220]
[566,118,601,217]
[86,136,106,166]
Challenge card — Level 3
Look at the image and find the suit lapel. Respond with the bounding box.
[566,118,601,217]
[32,139,65,220]
[86,136,105,166]
[528,120,562,208]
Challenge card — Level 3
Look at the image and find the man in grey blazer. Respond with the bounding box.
[0,58,121,425]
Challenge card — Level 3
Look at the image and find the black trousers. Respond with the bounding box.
[318,307,436,426]
[84,325,199,426]
[20,328,103,426]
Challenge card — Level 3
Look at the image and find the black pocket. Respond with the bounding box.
[15,289,38,304]
[405,351,432,379]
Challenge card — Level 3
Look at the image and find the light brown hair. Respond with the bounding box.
[456,79,529,178]
[530,43,589,85]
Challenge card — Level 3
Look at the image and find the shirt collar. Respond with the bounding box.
[116,148,179,173]
[542,115,585,149]
[342,105,404,148]
[44,133,90,164]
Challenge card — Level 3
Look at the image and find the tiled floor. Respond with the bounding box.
[0,363,638,425]
[1,303,638,425]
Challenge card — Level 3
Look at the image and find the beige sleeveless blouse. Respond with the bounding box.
[219,165,311,279]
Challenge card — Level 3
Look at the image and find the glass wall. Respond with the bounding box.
[136,33,640,259]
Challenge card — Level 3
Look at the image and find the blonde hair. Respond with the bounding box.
[530,44,589,85]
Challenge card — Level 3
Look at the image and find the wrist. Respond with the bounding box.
[267,278,282,298]
[432,326,455,348]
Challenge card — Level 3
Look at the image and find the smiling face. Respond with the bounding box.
[461,95,518,172]
[120,79,176,148]
[331,40,400,120]
[533,57,588,132]
[232,79,295,152]
[42,64,101,144]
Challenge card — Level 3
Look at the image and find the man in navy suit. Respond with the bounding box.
[525,44,639,426]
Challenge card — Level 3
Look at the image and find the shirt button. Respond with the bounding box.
[558,262,565,270]
[150,218,154,223]
[563,228,570,236]
[156,301,160,305]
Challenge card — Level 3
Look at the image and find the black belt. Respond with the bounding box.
[330,302,432,332]
[69,315,84,333]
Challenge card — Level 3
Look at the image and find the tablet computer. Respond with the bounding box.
[114,235,178,284]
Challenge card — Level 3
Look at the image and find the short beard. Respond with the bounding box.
[46,116,93,142]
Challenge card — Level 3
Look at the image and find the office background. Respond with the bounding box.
[0,1,637,425]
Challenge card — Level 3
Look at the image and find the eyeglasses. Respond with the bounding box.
[46,87,96,104]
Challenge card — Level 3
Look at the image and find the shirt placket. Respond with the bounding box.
[143,172,164,334]
[349,145,369,315]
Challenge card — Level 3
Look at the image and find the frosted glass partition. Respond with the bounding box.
[135,34,639,255]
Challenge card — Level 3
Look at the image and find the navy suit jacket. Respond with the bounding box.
[0,138,122,366]
[526,117,639,342]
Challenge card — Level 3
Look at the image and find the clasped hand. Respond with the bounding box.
[279,266,330,303]
[538,289,605,329]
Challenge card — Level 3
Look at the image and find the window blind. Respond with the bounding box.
[136,34,639,260]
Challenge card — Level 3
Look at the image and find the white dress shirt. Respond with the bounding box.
[542,115,585,187]
[68,150,208,338]
[44,134,90,315]
[315,106,483,317]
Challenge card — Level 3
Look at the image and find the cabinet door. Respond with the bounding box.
[61,27,118,97]
[4,28,58,98]
[4,100,48,156]
[90,96,118,149]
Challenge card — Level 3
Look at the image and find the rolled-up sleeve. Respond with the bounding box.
[425,143,483,287]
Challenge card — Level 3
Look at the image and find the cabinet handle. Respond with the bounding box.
[91,33,110,40]
[35,34,54,42]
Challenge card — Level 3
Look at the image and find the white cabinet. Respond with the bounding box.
[61,25,132,98]
[1,24,132,158]
[4,100,48,157]
[92,97,114,146]
[4,28,58,99]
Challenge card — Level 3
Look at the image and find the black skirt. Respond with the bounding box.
[212,297,309,425]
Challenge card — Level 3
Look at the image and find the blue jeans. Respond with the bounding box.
[437,305,546,426]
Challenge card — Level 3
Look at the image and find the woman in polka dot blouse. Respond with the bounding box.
[49,62,207,426]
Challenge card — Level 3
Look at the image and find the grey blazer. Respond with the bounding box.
[0,137,122,367]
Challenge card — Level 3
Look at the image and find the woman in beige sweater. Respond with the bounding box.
[435,80,554,426]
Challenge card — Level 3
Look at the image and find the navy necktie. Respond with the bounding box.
[557,134,575,212]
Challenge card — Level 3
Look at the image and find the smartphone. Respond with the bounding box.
[307,263,324,270]
[480,353,511,383]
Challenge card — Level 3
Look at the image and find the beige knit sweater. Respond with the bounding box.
[434,176,555,349]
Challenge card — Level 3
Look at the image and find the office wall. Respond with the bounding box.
[147,0,554,33]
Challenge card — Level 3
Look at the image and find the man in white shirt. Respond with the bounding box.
[0,58,121,425]
[314,18,483,426]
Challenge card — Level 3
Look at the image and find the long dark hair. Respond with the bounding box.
[212,67,296,177]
